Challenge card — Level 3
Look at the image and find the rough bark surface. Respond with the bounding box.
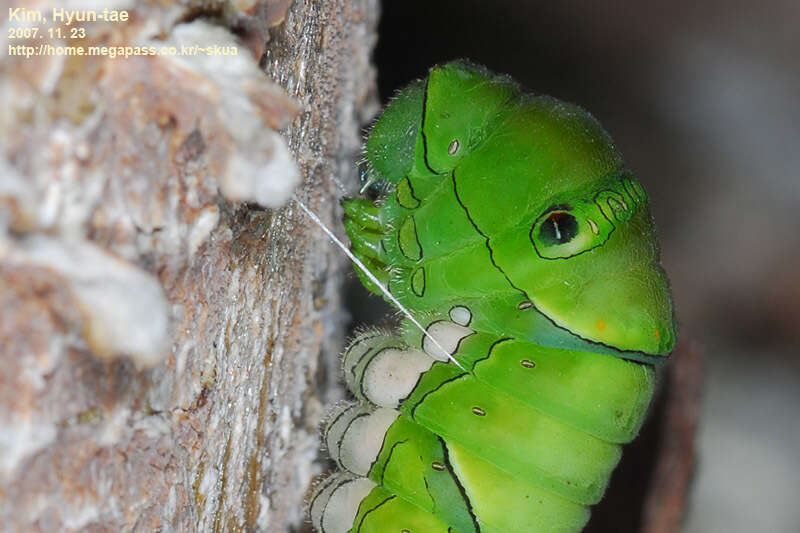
[0,0,378,531]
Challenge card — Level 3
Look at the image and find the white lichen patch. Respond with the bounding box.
[156,20,300,209]
[187,205,220,258]
[1,234,170,368]
[0,160,40,232]
[62,502,101,531]
[0,419,57,476]
[98,407,132,447]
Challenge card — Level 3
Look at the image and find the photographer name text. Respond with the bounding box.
[9,7,129,25]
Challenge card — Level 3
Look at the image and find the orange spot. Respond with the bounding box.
[596,319,607,331]
[654,328,661,340]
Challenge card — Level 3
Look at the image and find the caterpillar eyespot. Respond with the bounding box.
[310,60,675,533]
[538,211,579,246]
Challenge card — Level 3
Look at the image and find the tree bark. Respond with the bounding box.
[0,0,378,531]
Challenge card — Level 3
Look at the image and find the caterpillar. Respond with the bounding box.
[308,60,675,533]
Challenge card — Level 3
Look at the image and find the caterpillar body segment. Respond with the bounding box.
[349,61,675,356]
[399,317,656,443]
[310,473,454,533]
[312,61,676,532]
[317,399,590,533]
[336,331,624,504]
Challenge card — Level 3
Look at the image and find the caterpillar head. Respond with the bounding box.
[517,172,676,356]
[362,61,676,357]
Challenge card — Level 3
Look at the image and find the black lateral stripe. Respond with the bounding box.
[423,474,435,506]
[411,266,426,297]
[451,169,658,363]
[379,438,409,486]
[368,422,399,480]
[420,77,440,175]
[450,169,528,296]
[400,361,430,407]
[397,215,423,261]
[471,337,513,371]
[449,169,486,240]
[452,330,478,358]
[413,216,423,260]
[356,494,396,533]
[407,177,421,205]
[409,371,468,420]
[439,436,481,533]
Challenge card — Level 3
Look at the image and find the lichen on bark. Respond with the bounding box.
[0,0,379,530]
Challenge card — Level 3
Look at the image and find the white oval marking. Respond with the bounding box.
[449,306,472,326]
[321,476,376,533]
[338,408,400,475]
[423,322,472,361]
[363,348,434,408]
[324,403,358,461]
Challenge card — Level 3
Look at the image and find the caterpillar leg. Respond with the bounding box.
[343,329,622,505]
[342,330,445,408]
[322,401,590,533]
[310,473,376,533]
[310,472,455,533]
[341,197,381,231]
[319,329,632,531]
[342,198,391,296]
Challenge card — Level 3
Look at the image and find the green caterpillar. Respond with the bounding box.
[309,60,675,533]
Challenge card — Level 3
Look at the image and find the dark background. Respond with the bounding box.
[346,1,800,531]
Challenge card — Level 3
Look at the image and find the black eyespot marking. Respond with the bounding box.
[538,212,578,245]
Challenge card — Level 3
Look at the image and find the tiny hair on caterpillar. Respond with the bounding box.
[307,60,675,533]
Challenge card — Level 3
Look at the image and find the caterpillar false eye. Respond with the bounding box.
[539,211,579,245]
[312,60,675,533]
